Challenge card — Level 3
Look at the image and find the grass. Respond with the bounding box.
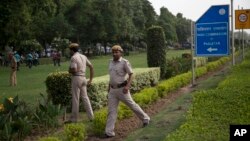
[0,50,190,105]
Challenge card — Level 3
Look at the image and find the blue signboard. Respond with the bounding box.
[195,5,230,56]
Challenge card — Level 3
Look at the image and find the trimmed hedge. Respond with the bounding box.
[147,26,167,78]
[45,67,160,110]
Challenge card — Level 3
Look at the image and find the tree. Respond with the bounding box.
[157,7,177,42]
[176,13,191,44]
[146,26,167,78]
[51,37,70,56]
[0,0,34,49]
[142,0,157,28]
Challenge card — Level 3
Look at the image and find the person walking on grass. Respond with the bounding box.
[66,43,94,123]
[104,45,150,138]
[9,52,17,86]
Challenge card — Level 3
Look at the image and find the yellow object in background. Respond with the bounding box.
[235,9,250,29]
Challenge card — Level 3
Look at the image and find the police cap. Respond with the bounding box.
[69,43,79,49]
[111,45,123,52]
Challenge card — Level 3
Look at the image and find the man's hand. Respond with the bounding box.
[87,80,92,86]
[123,85,129,94]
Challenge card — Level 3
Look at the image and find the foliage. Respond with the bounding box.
[0,96,33,141]
[165,54,250,141]
[157,7,177,42]
[51,37,70,56]
[33,94,62,129]
[45,68,160,110]
[133,87,159,107]
[147,26,167,78]
[19,39,43,52]
[45,71,71,107]
[165,57,191,78]
[176,13,191,43]
[92,108,107,136]
[0,0,195,55]
[117,103,133,120]
[64,123,86,141]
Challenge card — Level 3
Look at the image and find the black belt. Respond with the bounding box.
[72,75,85,77]
[110,81,127,89]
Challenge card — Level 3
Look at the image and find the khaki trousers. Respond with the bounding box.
[105,87,150,136]
[10,69,17,86]
[70,76,94,122]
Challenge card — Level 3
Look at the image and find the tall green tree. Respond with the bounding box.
[0,0,34,49]
[176,13,191,44]
[157,7,177,42]
[31,0,57,52]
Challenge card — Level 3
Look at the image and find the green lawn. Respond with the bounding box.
[0,50,190,105]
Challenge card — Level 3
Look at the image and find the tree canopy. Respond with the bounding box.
[0,0,193,52]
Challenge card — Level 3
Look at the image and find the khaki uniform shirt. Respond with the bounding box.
[70,52,91,76]
[109,57,133,86]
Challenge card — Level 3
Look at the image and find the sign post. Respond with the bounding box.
[235,9,250,60]
[231,0,235,65]
[235,9,250,29]
[195,5,230,57]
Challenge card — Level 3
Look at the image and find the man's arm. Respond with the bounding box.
[68,67,77,74]
[87,64,94,85]
[123,73,133,94]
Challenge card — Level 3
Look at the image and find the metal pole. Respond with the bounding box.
[242,7,245,60]
[238,5,242,61]
[191,21,195,86]
[242,29,245,59]
[231,0,235,65]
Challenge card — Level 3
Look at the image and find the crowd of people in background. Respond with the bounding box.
[0,51,40,69]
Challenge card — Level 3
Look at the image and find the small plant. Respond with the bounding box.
[64,123,86,141]
[33,94,62,129]
[0,96,33,141]
[92,108,107,136]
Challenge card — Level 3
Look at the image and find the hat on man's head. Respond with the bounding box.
[111,45,123,52]
[69,43,79,49]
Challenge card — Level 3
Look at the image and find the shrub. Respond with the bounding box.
[33,94,62,129]
[146,26,167,78]
[46,68,160,110]
[195,66,207,78]
[92,108,107,136]
[45,71,71,107]
[133,87,159,107]
[64,123,86,141]
[118,103,133,120]
[165,57,191,78]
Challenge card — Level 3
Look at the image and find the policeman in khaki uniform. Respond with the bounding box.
[67,43,94,123]
[9,52,17,86]
[105,45,150,137]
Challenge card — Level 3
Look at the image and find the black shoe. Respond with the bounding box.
[143,122,149,127]
[64,120,75,124]
[104,133,114,138]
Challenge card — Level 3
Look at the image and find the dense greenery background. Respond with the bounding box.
[0,0,192,52]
